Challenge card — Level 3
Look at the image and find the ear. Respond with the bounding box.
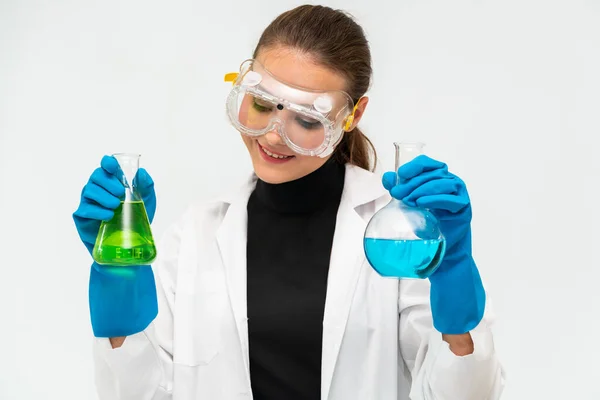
[345,96,369,132]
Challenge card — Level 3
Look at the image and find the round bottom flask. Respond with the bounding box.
[364,142,446,278]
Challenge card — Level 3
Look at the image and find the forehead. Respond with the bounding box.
[255,46,347,93]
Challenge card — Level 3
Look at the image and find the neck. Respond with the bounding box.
[253,158,346,214]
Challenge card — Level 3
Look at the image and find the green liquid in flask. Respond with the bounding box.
[92,200,157,266]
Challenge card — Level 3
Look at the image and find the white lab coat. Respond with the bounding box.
[92,164,505,400]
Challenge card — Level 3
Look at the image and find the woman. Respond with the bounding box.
[74,5,505,399]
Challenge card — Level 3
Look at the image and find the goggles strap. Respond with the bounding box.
[224,72,239,85]
[343,98,363,131]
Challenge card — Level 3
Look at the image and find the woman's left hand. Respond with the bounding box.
[382,155,486,335]
[382,155,471,250]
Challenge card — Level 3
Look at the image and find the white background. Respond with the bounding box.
[1,0,599,398]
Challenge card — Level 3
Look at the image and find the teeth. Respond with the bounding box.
[263,146,290,159]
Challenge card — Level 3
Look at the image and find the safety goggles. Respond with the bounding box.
[224,59,359,157]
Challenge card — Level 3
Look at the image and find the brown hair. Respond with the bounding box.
[253,5,377,171]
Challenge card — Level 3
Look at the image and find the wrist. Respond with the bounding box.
[442,332,474,356]
[109,336,127,348]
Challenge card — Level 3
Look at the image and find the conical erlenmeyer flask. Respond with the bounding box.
[92,153,157,266]
[364,142,445,278]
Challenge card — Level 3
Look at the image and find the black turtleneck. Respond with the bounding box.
[246,158,346,400]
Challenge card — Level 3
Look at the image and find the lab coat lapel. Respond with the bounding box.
[321,165,388,400]
[215,174,256,384]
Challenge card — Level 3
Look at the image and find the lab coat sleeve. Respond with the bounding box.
[398,278,506,400]
[91,221,183,400]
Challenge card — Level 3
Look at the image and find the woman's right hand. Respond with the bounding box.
[73,155,157,255]
[72,155,159,339]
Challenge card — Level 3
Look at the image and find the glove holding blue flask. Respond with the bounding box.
[381,151,486,335]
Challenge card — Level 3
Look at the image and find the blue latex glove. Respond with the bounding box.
[73,155,158,338]
[383,155,486,334]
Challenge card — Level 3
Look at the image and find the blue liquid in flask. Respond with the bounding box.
[364,238,445,279]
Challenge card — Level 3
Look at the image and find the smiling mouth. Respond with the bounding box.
[258,143,295,159]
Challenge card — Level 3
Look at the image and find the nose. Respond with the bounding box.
[264,128,284,147]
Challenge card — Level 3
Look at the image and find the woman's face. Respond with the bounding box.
[240,47,351,184]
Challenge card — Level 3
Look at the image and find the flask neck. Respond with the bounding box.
[393,142,424,184]
[113,153,142,202]
[394,142,424,170]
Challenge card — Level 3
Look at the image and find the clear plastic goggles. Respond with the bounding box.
[225,59,358,157]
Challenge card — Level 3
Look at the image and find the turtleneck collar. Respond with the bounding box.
[253,158,346,214]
